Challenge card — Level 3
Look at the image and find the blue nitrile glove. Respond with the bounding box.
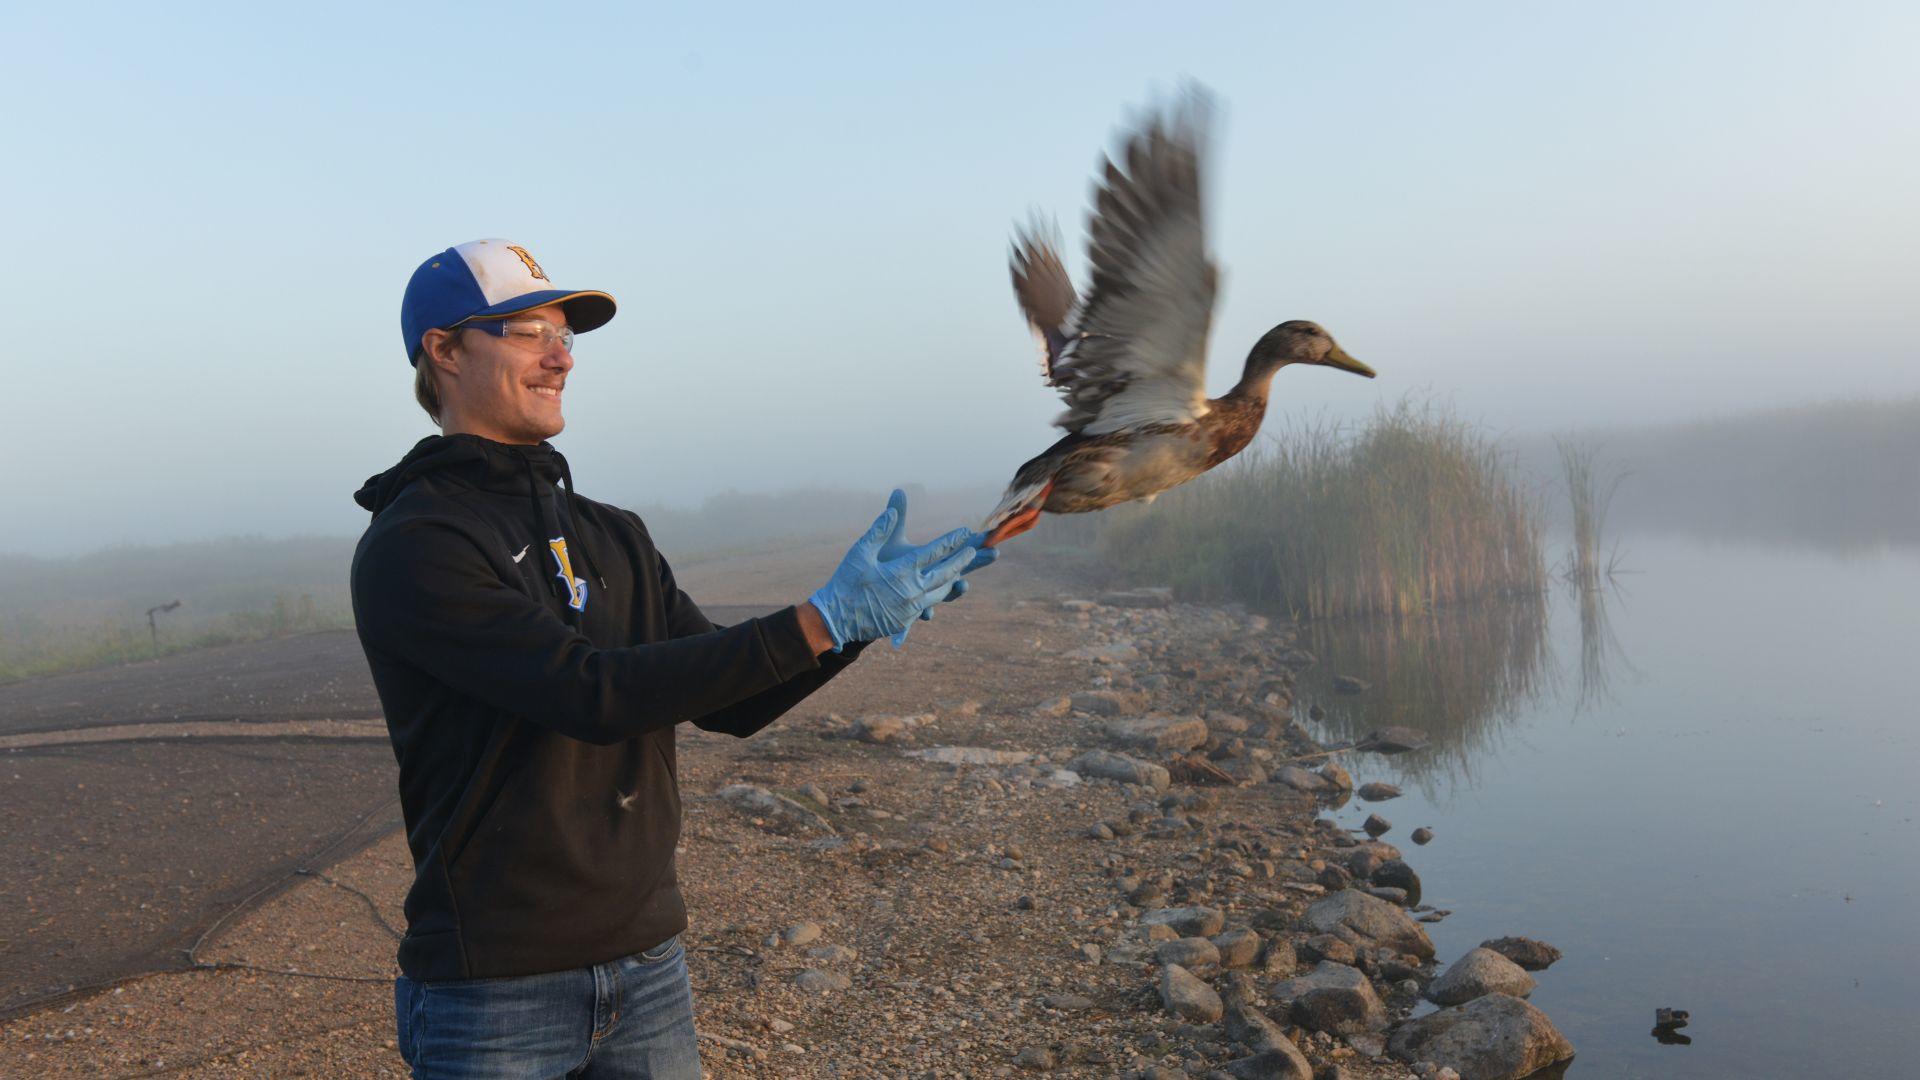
[808,490,989,651]
[874,489,999,645]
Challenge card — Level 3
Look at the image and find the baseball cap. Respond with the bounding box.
[400,239,616,364]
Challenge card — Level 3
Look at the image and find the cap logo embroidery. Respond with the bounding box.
[507,245,550,282]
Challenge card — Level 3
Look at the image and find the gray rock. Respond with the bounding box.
[1426,947,1536,1006]
[1222,1044,1313,1079]
[1258,938,1298,975]
[1068,750,1172,791]
[1160,963,1224,1022]
[1036,695,1074,719]
[781,921,823,946]
[1479,936,1563,971]
[1223,997,1288,1052]
[1370,860,1422,907]
[1208,712,1253,735]
[804,943,858,965]
[1318,762,1353,790]
[907,746,1034,766]
[1157,936,1222,971]
[1213,928,1264,969]
[1357,782,1401,801]
[1301,890,1436,960]
[1087,822,1116,840]
[1358,727,1429,753]
[1107,714,1209,753]
[1143,905,1227,937]
[1269,961,1388,1034]
[1362,814,1392,838]
[717,784,835,833]
[1347,1033,1387,1058]
[1387,993,1574,1079]
[1366,887,1409,906]
[1072,689,1146,716]
[1274,766,1334,793]
[1043,993,1096,1011]
[1411,827,1435,845]
[792,968,851,994]
[1222,758,1269,785]
[1299,935,1357,966]
[1014,1044,1056,1070]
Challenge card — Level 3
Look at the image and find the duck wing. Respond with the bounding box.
[1052,92,1219,437]
[1009,217,1078,382]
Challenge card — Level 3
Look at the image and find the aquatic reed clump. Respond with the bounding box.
[1087,399,1545,618]
[1555,436,1621,591]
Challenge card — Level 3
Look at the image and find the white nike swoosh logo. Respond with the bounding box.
[511,545,530,563]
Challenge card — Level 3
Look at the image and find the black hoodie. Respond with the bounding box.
[350,434,861,981]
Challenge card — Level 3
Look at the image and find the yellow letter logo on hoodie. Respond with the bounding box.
[549,537,588,612]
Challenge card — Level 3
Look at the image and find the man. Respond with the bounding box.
[351,239,991,1078]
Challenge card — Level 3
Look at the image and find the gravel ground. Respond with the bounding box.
[2,551,1437,1079]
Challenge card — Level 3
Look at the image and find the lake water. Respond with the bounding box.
[1293,534,1920,1078]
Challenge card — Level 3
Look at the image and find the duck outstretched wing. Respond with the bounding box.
[1010,217,1077,382]
[1051,91,1218,436]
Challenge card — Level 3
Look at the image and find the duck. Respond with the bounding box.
[981,90,1376,548]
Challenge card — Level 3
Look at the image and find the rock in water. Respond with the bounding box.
[1358,727,1430,753]
[1387,993,1574,1079]
[1357,781,1401,801]
[1268,961,1388,1035]
[1411,827,1435,845]
[1479,935,1563,971]
[1332,675,1371,693]
[1425,947,1536,1005]
[1159,963,1224,1022]
[1362,814,1392,838]
[1067,749,1171,791]
[1300,891,1436,960]
[1274,766,1335,793]
[1370,859,1423,907]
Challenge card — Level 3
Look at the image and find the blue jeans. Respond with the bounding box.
[393,935,703,1079]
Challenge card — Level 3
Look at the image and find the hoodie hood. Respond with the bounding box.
[356,434,604,618]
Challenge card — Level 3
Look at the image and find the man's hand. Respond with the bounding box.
[802,489,996,653]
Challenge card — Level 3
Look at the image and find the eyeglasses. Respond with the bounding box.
[462,318,575,353]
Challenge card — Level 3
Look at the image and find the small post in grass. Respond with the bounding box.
[146,599,181,658]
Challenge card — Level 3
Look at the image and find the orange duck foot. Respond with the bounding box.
[982,481,1054,548]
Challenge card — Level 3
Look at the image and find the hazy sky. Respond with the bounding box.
[4,1,1916,556]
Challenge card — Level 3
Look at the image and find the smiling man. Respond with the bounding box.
[351,239,991,1078]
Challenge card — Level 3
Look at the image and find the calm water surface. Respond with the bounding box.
[1293,535,1920,1078]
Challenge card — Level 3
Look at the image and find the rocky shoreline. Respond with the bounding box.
[697,582,1577,1079]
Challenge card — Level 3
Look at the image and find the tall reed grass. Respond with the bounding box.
[1554,437,1620,590]
[1083,399,1544,618]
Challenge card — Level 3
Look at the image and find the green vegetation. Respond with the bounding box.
[1071,400,1545,618]
[0,536,354,683]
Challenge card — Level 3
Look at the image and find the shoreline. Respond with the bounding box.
[2,553,1571,1078]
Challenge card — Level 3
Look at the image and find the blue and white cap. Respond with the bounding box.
[401,239,616,364]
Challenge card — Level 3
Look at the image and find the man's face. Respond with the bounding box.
[436,303,574,444]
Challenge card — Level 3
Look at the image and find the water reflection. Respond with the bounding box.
[1572,580,1635,713]
[1292,590,1552,796]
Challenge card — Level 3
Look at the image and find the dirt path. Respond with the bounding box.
[2,552,1434,1078]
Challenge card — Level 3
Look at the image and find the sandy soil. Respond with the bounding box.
[2,551,1434,1079]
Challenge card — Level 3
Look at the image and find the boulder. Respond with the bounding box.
[1411,827,1435,845]
[1301,890,1435,960]
[1143,905,1227,937]
[1222,1044,1313,1079]
[1318,762,1354,790]
[1072,689,1146,716]
[1371,860,1422,907]
[1068,750,1171,791]
[1156,937,1221,971]
[1426,947,1536,1006]
[1106,715,1209,753]
[1387,993,1574,1079]
[1357,782,1401,801]
[1274,766,1334,793]
[1223,996,1290,1053]
[1212,928,1264,969]
[1358,727,1429,753]
[717,784,835,833]
[1269,961,1388,1035]
[1159,963,1223,1022]
[1479,936,1563,971]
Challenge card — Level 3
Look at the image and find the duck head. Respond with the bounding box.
[1246,320,1376,380]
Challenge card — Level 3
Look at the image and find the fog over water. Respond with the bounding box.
[2,2,1916,556]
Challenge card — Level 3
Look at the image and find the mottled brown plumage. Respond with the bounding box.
[983,89,1375,546]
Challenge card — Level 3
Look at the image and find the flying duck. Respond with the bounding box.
[981,91,1376,548]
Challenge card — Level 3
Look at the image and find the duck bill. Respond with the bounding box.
[1324,345,1376,379]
